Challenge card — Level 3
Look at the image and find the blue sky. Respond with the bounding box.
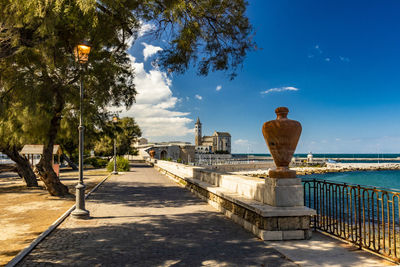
[122,0,400,154]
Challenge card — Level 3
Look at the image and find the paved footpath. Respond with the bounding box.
[18,164,296,267]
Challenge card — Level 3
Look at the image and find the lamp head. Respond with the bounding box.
[74,41,91,64]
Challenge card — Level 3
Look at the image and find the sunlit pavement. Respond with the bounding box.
[17,163,296,266]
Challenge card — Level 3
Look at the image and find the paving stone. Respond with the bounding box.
[17,163,296,267]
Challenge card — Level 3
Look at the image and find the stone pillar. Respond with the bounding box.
[263,177,304,207]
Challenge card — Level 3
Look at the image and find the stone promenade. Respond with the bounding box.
[17,164,296,266]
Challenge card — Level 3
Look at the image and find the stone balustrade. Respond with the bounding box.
[152,159,315,241]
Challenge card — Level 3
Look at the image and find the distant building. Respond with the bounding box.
[307,152,313,163]
[20,144,62,176]
[135,141,195,163]
[134,137,148,146]
[195,117,231,154]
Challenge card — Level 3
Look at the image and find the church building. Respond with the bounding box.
[195,117,231,154]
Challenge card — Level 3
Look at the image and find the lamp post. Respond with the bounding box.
[112,116,118,175]
[71,42,91,219]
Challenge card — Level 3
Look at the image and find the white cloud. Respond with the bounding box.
[308,44,350,63]
[124,23,157,49]
[142,42,163,61]
[232,139,260,153]
[260,86,299,94]
[119,55,193,138]
[309,44,333,61]
[195,94,203,100]
[339,56,350,62]
[216,85,222,91]
[234,139,249,145]
[233,139,250,153]
[138,23,156,38]
[314,44,322,54]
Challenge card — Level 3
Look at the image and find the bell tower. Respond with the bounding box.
[195,117,202,146]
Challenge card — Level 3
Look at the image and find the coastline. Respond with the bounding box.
[294,162,400,175]
[234,162,400,177]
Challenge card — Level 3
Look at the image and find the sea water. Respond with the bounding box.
[233,153,400,189]
[234,153,400,163]
[301,170,400,226]
[301,170,400,191]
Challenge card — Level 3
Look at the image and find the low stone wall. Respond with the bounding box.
[155,160,195,177]
[156,160,267,203]
[202,162,274,172]
[194,154,232,161]
[326,162,400,170]
[153,160,315,241]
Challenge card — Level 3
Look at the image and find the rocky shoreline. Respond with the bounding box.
[295,162,400,175]
[234,163,400,178]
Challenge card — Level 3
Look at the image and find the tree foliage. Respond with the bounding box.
[1,0,254,77]
[0,0,137,195]
[0,0,254,195]
[94,117,141,157]
[56,105,110,162]
[107,156,130,172]
[0,102,46,187]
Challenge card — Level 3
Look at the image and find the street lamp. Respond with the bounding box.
[112,116,118,175]
[71,42,91,219]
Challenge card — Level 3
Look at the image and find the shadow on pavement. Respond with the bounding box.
[87,181,204,209]
[17,166,298,266]
[18,211,295,267]
[129,163,152,169]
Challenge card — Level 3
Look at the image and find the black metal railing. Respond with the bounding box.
[303,179,400,262]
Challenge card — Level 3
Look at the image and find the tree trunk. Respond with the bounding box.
[61,153,78,170]
[1,145,38,187]
[35,160,69,196]
[35,90,69,196]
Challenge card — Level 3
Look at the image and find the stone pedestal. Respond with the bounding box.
[262,176,311,240]
[264,177,304,207]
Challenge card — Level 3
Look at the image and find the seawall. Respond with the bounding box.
[152,159,315,241]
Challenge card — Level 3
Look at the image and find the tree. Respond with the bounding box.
[94,117,141,157]
[1,1,137,196]
[116,117,141,155]
[0,144,38,187]
[0,0,254,196]
[56,105,109,165]
[0,103,41,187]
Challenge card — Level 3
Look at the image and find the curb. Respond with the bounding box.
[6,172,114,267]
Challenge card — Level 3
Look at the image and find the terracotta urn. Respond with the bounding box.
[149,150,155,158]
[262,107,302,178]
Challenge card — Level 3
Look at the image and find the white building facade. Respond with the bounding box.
[194,117,231,154]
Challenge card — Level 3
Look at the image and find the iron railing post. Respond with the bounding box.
[313,179,317,231]
[358,185,362,248]
[301,179,400,263]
